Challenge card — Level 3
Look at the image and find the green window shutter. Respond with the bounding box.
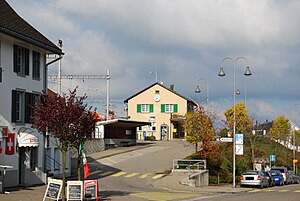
[137,104,141,113]
[173,104,178,112]
[150,104,154,112]
[161,104,165,113]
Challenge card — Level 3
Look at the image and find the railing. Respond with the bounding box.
[46,154,62,173]
[172,159,206,171]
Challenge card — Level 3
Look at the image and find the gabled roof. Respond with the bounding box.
[124,82,197,106]
[0,0,62,55]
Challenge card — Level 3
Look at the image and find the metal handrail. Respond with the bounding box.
[46,154,62,171]
[173,159,206,170]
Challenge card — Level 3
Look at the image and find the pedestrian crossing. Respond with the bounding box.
[89,169,166,180]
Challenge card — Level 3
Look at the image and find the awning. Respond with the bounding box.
[18,128,39,147]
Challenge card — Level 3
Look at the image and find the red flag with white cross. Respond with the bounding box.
[6,133,15,155]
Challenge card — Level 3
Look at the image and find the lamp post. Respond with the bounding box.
[218,57,252,188]
[236,84,247,106]
[195,77,209,105]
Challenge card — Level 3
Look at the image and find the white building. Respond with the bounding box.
[0,0,67,187]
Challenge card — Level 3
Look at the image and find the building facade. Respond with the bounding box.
[0,0,64,187]
[124,82,197,141]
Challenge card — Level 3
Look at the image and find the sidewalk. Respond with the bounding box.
[0,141,251,201]
[151,172,252,194]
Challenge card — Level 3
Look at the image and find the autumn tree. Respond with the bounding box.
[31,88,95,201]
[224,103,256,168]
[184,105,216,152]
[269,115,291,166]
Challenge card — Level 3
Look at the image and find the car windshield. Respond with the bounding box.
[270,171,281,176]
[243,171,258,175]
[272,168,284,173]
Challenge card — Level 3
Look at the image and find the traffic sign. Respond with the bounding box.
[270,155,276,162]
[236,134,243,145]
[220,137,233,142]
[235,144,243,155]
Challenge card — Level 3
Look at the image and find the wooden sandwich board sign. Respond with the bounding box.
[84,180,99,201]
[67,180,83,201]
[43,179,63,201]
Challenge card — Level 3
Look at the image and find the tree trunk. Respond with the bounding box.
[195,143,198,153]
[61,148,67,201]
[77,146,81,181]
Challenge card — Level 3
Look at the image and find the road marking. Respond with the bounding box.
[132,151,143,156]
[125,173,139,178]
[265,189,274,192]
[112,171,127,177]
[278,190,289,192]
[249,189,261,193]
[139,173,151,179]
[294,190,300,193]
[100,171,114,177]
[130,191,199,201]
[152,174,165,179]
[89,169,102,175]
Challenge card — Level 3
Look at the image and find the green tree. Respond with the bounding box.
[184,105,215,152]
[31,88,95,201]
[269,115,291,166]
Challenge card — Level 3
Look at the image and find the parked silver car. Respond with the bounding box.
[240,170,269,188]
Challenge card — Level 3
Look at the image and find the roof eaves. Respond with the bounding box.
[0,26,63,55]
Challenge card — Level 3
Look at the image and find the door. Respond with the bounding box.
[160,124,168,140]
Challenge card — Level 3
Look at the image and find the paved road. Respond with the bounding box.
[88,140,196,200]
[193,184,300,201]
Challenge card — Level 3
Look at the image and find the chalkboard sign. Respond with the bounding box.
[67,181,83,201]
[43,179,63,201]
[84,180,98,200]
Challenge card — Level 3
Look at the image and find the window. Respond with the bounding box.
[155,90,160,94]
[150,122,156,131]
[13,45,29,76]
[161,104,178,113]
[12,90,39,123]
[25,92,39,123]
[32,51,40,79]
[12,90,25,123]
[137,104,154,113]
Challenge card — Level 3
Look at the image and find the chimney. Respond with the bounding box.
[170,83,174,91]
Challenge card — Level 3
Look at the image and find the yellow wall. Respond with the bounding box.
[127,84,188,140]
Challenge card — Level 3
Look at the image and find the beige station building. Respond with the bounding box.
[124,82,197,141]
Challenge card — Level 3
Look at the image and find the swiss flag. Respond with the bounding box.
[5,133,15,155]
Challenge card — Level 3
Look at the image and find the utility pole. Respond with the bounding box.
[48,69,111,120]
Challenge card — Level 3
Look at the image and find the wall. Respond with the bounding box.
[127,84,188,140]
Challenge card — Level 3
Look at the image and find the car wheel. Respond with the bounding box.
[260,182,264,189]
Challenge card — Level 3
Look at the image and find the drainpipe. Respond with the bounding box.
[43,53,63,176]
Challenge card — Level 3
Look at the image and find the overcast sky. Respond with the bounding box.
[7,0,300,125]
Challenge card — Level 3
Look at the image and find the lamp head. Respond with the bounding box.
[195,85,201,93]
[236,89,241,95]
[244,66,252,76]
[218,67,225,77]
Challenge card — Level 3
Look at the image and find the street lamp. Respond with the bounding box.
[218,57,252,188]
[195,77,209,105]
[236,84,247,106]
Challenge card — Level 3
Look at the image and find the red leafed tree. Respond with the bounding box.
[30,87,95,201]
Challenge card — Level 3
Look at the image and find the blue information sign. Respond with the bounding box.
[270,155,276,162]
